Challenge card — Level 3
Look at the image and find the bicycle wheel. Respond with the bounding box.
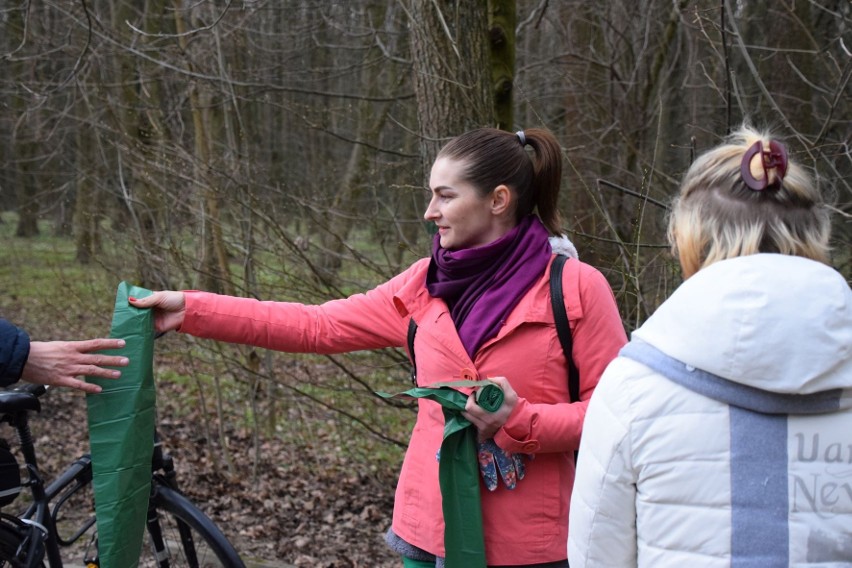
[139,484,245,568]
[0,514,44,568]
[0,518,24,567]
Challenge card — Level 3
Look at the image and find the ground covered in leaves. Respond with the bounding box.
[25,382,403,568]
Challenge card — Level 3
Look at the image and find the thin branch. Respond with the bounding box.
[814,59,852,146]
[721,0,732,134]
[516,0,550,34]
[37,0,416,104]
[2,0,32,59]
[125,0,233,39]
[597,179,670,211]
[570,230,670,249]
[723,0,817,157]
[826,204,852,219]
[49,0,94,93]
[429,0,461,60]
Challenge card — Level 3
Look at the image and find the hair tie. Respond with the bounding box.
[741,140,788,191]
[516,130,526,146]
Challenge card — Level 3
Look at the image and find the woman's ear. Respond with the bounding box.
[491,185,512,216]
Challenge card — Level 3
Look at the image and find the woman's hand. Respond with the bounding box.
[462,375,518,442]
[128,291,187,334]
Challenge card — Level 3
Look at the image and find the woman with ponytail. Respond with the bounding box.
[131,127,627,567]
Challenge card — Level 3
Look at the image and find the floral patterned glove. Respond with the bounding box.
[477,438,529,491]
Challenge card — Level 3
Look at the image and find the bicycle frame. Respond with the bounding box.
[3,389,97,567]
[0,385,245,568]
[1,387,194,568]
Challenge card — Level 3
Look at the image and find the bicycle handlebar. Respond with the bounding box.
[13,383,48,398]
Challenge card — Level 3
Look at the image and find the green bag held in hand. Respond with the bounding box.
[86,282,157,568]
[378,380,504,568]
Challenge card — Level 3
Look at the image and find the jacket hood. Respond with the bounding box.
[549,235,578,259]
[630,254,852,408]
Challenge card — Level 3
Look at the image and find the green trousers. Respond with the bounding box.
[402,557,435,568]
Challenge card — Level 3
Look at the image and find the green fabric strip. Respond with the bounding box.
[86,282,156,568]
[378,380,503,568]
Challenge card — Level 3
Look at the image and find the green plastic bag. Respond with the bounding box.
[85,282,156,568]
[378,380,504,568]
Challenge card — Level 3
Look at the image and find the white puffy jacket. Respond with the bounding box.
[568,254,852,567]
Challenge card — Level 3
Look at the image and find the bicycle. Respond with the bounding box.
[0,383,247,568]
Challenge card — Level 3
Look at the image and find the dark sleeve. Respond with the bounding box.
[0,319,30,386]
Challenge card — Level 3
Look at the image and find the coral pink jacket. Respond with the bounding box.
[179,255,626,565]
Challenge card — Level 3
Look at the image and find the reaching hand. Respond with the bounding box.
[128,291,186,333]
[21,339,129,394]
[477,438,530,491]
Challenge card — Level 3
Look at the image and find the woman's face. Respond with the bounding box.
[424,157,509,250]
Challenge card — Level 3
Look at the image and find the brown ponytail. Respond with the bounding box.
[522,128,563,235]
[437,127,564,235]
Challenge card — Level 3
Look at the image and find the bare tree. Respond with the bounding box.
[490,0,517,130]
[408,0,495,182]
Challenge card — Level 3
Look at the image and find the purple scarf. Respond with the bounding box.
[426,215,552,358]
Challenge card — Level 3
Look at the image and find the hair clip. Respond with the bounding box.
[741,140,788,191]
[516,130,526,146]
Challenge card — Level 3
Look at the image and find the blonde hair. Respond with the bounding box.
[668,126,831,278]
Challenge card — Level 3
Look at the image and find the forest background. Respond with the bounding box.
[1,1,850,566]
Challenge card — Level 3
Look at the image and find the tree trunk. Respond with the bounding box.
[408,0,495,184]
[173,0,234,295]
[9,3,39,238]
[73,100,100,264]
[489,0,516,131]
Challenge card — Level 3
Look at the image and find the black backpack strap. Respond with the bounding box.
[407,318,418,385]
[550,255,581,403]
